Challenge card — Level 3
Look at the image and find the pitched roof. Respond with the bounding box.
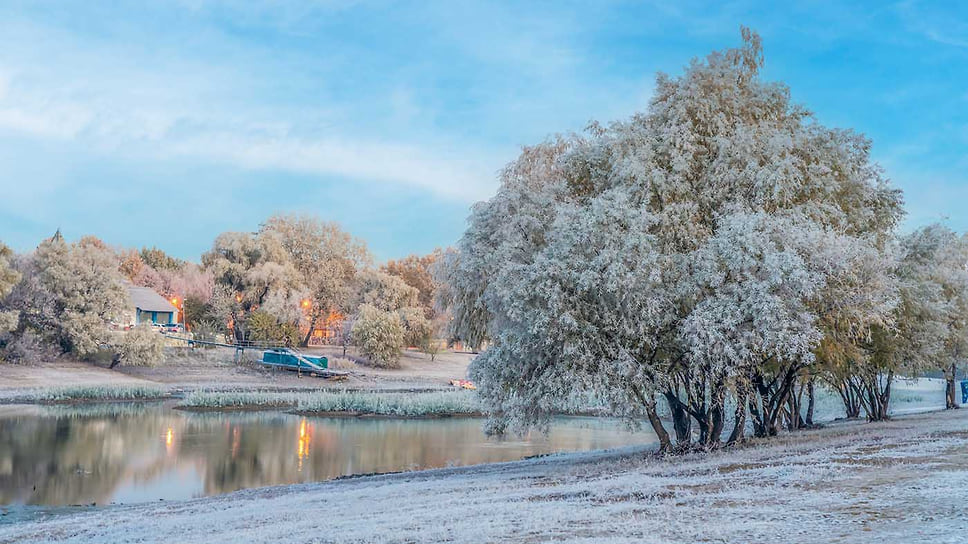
[126,285,177,313]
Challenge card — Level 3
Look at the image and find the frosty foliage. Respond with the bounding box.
[352,303,405,367]
[441,29,920,447]
[4,234,129,359]
[0,242,19,333]
[260,214,371,345]
[109,324,165,367]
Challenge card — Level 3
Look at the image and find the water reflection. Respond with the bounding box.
[0,402,656,507]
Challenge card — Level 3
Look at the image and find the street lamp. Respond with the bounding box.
[170,297,186,330]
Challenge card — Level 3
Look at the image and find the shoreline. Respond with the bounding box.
[2,409,966,543]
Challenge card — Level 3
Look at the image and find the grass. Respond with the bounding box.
[179,390,301,409]
[178,389,481,417]
[14,385,170,403]
[295,390,480,417]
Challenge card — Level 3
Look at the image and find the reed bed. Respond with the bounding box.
[179,389,480,417]
[15,385,170,403]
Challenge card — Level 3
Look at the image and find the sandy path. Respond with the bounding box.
[0,349,476,395]
[3,410,966,543]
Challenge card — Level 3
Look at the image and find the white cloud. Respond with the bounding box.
[0,31,502,204]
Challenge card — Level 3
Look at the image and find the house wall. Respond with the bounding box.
[135,309,175,324]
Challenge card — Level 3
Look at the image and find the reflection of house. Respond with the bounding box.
[124,285,178,325]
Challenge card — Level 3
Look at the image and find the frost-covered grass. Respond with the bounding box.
[179,390,301,409]
[178,389,481,417]
[294,390,480,417]
[3,409,966,543]
[12,385,170,403]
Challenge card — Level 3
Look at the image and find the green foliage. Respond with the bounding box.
[183,295,213,328]
[140,246,184,271]
[352,303,404,367]
[247,310,300,346]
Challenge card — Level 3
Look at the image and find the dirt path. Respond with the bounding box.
[3,409,966,543]
[0,348,476,396]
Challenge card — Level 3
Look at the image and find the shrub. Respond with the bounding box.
[1,329,58,365]
[352,304,404,368]
[109,325,165,367]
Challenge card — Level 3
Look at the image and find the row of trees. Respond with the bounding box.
[0,218,446,368]
[0,233,164,366]
[437,29,968,450]
[198,215,443,366]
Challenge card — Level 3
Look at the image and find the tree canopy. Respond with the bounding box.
[438,28,921,449]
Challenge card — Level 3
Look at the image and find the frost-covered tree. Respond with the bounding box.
[352,303,405,367]
[892,225,968,410]
[260,214,371,346]
[351,270,428,362]
[7,232,129,358]
[442,29,903,450]
[203,231,299,344]
[382,250,442,318]
[357,270,419,312]
[0,242,20,333]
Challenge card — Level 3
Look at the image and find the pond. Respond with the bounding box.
[0,402,656,509]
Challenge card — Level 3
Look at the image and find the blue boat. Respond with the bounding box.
[260,348,329,373]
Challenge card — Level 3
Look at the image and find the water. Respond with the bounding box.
[0,402,656,508]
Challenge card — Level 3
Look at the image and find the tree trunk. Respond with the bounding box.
[664,390,692,446]
[860,372,892,421]
[750,365,800,437]
[946,363,959,410]
[727,386,747,445]
[838,378,861,419]
[301,313,318,348]
[645,399,672,453]
[806,378,816,426]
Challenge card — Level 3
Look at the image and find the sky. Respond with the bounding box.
[0,1,966,262]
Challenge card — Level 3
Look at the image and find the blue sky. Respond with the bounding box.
[0,1,966,262]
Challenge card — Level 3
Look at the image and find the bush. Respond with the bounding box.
[400,306,432,348]
[352,304,404,368]
[1,329,58,365]
[191,318,223,344]
[109,325,165,367]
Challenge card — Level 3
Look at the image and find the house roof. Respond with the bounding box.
[126,285,177,313]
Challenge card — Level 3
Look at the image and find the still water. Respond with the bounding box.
[0,402,656,507]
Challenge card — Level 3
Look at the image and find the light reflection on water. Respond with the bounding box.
[0,402,656,508]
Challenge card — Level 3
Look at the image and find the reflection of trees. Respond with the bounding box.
[1,406,655,507]
[0,403,174,506]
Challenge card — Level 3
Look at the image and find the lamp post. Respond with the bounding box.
[170,297,185,331]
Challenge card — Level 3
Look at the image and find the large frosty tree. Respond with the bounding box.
[260,214,371,346]
[6,233,129,358]
[440,29,903,450]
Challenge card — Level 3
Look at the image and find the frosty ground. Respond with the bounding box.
[3,408,966,544]
[0,348,476,401]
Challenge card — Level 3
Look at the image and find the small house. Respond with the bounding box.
[124,285,178,326]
